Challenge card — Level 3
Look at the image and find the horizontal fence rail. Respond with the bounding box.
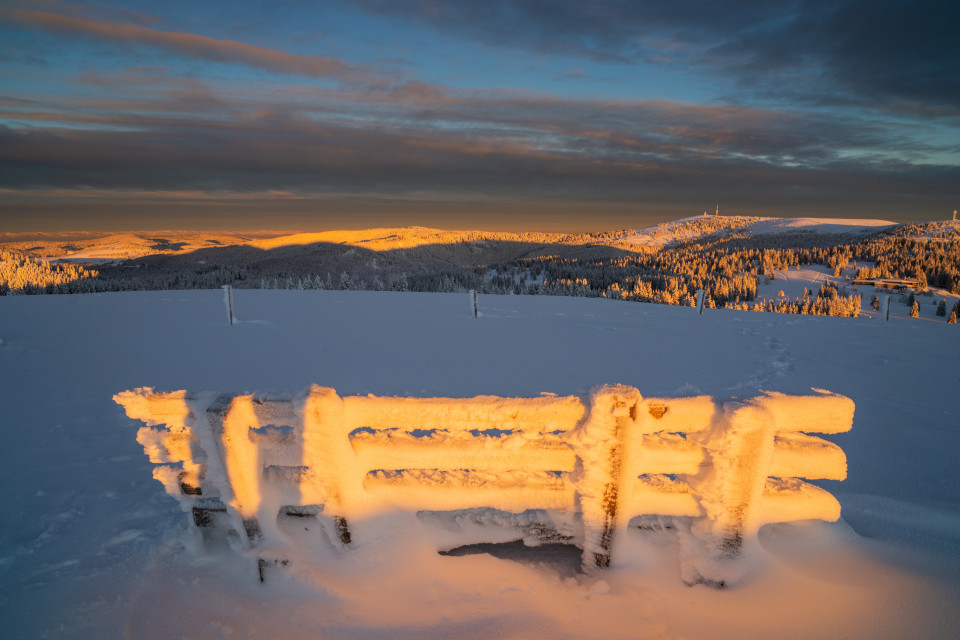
[115,385,853,586]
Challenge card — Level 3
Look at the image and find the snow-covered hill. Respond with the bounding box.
[2,215,900,264]
[1,290,957,639]
[2,227,583,263]
[616,216,896,251]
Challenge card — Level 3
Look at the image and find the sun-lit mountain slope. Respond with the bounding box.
[250,227,585,252]
[614,216,897,251]
[1,232,259,261]
[2,227,591,264]
[1,216,905,265]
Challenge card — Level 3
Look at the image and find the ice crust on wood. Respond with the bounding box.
[114,385,853,586]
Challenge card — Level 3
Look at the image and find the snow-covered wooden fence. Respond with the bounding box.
[115,385,853,586]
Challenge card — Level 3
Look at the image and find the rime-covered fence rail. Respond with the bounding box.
[114,385,853,586]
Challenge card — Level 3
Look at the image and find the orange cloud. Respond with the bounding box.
[2,8,368,82]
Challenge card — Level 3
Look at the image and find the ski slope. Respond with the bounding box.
[0,290,957,639]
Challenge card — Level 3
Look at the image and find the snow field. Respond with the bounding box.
[1,289,958,639]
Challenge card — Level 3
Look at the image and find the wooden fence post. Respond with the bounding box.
[576,385,641,570]
[469,289,478,318]
[301,386,356,544]
[683,400,776,586]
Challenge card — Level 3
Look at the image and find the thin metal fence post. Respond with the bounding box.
[223,285,235,325]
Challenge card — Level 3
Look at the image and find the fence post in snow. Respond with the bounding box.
[223,285,235,326]
[696,289,705,314]
[469,289,478,318]
[578,386,641,571]
[881,294,890,321]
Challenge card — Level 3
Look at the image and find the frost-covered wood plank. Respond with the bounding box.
[342,394,585,432]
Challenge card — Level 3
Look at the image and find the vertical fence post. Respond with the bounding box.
[682,400,776,587]
[223,285,235,326]
[469,289,478,318]
[881,294,890,321]
[301,386,356,544]
[576,385,641,571]
[696,289,705,314]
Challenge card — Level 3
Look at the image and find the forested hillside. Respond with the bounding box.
[3,218,958,320]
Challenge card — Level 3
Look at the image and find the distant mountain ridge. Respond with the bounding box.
[1,216,900,263]
[3,217,957,322]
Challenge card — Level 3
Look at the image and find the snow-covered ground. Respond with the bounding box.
[748,217,896,234]
[618,216,895,251]
[754,263,959,320]
[1,290,958,639]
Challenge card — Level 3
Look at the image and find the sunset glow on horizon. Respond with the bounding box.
[1,1,957,233]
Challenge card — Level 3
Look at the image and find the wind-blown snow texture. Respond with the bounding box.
[1,290,958,639]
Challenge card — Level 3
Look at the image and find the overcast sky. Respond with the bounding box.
[1,0,958,233]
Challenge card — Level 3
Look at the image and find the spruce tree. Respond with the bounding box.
[910,300,919,318]
[936,299,947,316]
[949,311,957,325]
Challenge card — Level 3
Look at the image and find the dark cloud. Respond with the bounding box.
[1,81,956,221]
[345,0,960,114]
[708,0,960,113]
